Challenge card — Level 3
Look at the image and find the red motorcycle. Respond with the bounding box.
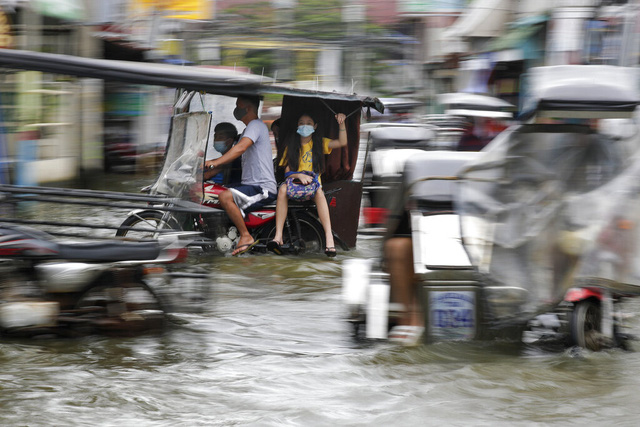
[562,286,634,351]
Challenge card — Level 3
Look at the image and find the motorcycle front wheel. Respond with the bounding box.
[570,299,602,351]
[261,213,325,254]
[116,210,181,240]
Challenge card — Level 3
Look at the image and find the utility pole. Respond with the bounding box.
[273,0,295,81]
[342,0,366,93]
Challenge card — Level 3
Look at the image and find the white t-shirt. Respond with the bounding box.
[239,119,277,194]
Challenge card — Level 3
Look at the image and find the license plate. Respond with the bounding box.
[429,290,476,340]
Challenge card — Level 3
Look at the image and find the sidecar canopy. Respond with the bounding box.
[438,92,515,119]
[525,65,640,119]
[0,48,383,112]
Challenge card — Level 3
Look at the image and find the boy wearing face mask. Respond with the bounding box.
[204,95,277,256]
[204,122,238,183]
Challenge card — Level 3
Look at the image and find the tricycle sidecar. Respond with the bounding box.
[359,123,438,233]
[0,48,383,256]
[457,65,640,350]
[343,149,512,343]
[115,90,381,254]
[344,65,640,349]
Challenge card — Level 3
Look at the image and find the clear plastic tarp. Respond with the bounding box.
[456,122,640,321]
[151,112,211,203]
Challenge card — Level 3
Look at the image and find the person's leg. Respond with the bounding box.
[314,188,335,251]
[219,190,253,255]
[385,237,421,327]
[272,184,288,245]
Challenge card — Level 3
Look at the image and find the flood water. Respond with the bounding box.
[3,173,640,426]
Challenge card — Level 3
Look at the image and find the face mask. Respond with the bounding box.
[213,140,227,153]
[297,125,315,137]
[233,107,247,121]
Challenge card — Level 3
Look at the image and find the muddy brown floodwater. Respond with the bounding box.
[2,173,640,426]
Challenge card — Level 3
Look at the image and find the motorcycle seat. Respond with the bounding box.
[0,224,161,262]
[57,240,161,262]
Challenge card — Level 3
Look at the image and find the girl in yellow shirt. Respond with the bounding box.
[268,112,347,256]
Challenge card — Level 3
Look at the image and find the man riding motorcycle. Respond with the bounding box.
[204,95,277,256]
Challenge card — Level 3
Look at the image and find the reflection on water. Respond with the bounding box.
[2,174,640,425]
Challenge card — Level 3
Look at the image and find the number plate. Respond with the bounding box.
[428,290,476,341]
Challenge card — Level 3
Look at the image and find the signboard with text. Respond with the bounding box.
[130,0,213,20]
[399,0,466,14]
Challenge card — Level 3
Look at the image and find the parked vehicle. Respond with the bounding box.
[0,223,206,337]
[343,65,640,350]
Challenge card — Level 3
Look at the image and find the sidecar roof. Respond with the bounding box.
[525,65,640,119]
[0,48,383,112]
[438,92,514,119]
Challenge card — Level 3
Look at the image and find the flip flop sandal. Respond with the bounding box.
[324,247,337,257]
[233,240,258,256]
[267,240,283,255]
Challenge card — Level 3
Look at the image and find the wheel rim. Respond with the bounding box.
[264,217,324,254]
[571,300,602,351]
[117,212,180,240]
[582,303,601,350]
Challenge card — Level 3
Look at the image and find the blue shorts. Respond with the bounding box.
[228,184,276,216]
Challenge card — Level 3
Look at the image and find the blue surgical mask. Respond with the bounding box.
[213,140,227,153]
[297,125,315,137]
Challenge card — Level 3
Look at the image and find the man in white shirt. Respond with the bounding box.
[204,95,277,256]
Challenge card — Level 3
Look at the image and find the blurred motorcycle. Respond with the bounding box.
[0,223,203,337]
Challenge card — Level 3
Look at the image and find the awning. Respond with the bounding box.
[483,15,548,54]
[442,0,510,39]
[223,39,322,52]
[31,0,84,21]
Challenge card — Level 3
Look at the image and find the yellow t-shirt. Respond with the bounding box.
[279,137,332,172]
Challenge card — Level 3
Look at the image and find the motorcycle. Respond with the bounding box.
[343,64,640,350]
[0,223,208,338]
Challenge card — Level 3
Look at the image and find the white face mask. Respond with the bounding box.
[297,125,315,137]
[213,140,227,153]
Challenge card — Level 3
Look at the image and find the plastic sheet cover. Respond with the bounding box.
[151,112,211,203]
[456,123,640,321]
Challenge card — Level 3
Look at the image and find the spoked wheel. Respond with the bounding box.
[262,214,325,254]
[73,275,165,336]
[570,300,603,351]
[116,210,181,240]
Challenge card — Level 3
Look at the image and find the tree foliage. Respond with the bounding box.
[223,0,346,41]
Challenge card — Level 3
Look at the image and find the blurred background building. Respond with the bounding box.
[0,0,638,183]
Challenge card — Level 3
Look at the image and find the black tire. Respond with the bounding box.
[116,210,181,240]
[261,213,325,254]
[570,299,602,351]
[73,277,165,336]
